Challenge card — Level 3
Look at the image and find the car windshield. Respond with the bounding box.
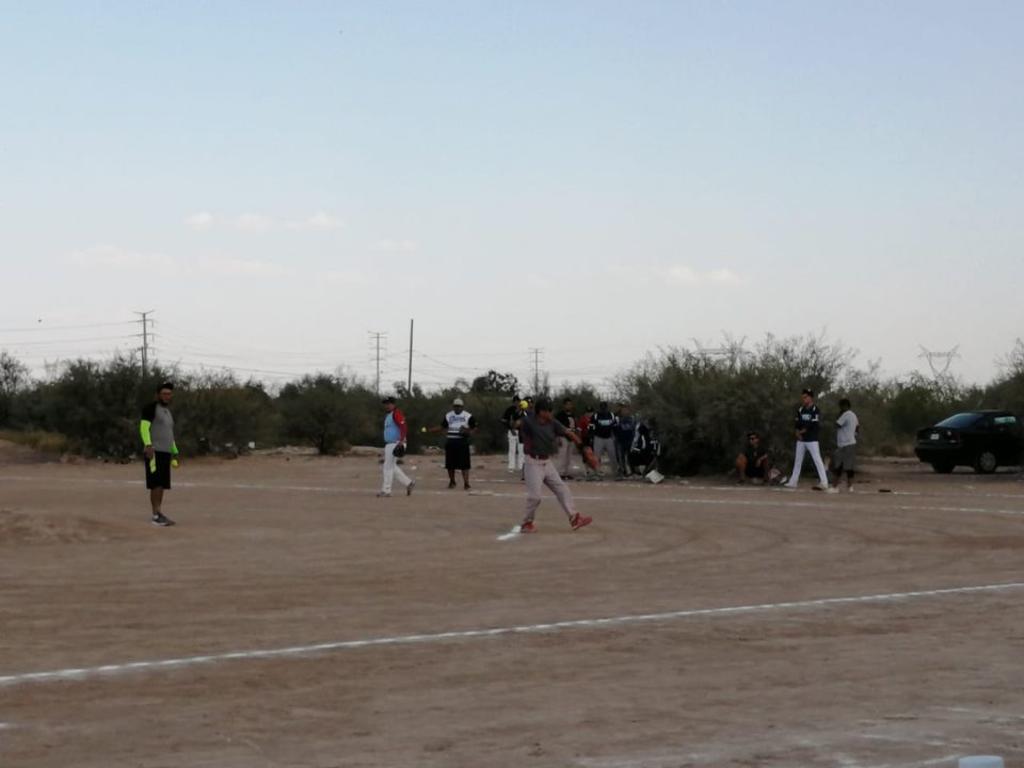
[935,413,983,429]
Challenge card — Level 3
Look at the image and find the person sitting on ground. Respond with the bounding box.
[736,431,770,484]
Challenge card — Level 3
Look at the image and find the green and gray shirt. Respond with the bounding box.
[140,402,177,454]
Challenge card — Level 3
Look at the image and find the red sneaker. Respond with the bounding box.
[519,521,537,534]
[570,513,592,531]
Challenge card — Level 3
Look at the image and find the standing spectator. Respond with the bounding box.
[500,395,525,473]
[428,397,478,490]
[554,397,577,479]
[784,388,830,490]
[829,398,860,492]
[589,401,618,480]
[577,405,596,479]
[613,402,637,477]
[140,381,180,527]
[378,396,414,498]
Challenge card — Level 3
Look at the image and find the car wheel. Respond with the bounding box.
[974,451,998,474]
[931,461,954,474]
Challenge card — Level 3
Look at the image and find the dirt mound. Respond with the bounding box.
[0,509,129,545]
[0,439,50,465]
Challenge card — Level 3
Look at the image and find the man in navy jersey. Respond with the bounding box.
[784,388,830,490]
[589,402,617,480]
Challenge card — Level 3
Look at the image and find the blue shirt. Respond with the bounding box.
[384,412,401,443]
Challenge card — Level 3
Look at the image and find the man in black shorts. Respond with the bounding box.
[429,397,478,490]
[140,382,180,526]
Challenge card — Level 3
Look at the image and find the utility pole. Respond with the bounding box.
[134,310,154,380]
[368,331,387,395]
[407,319,414,394]
[529,347,544,395]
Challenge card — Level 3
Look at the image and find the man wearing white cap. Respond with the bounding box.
[428,397,478,490]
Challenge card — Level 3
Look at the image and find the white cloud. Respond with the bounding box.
[324,269,367,285]
[706,268,740,284]
[234,213,275,233]
[371,239,418,253]
[609,263,742,286]
[286,211,345,231]
[68,245,171,271]
[67,246,286,280]
[185,211,216,231]
[198,256,288,278]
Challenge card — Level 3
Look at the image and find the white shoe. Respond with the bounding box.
[783,482,798,490]
[376,491,391,498]
[825,486,840,494]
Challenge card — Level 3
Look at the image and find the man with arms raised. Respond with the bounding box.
[513,397,593,534]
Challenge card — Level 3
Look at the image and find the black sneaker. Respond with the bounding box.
[151,512,175,527]
[406,480,415,496]
[447,480,456,489]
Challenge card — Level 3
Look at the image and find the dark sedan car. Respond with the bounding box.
[915,410,1023,473]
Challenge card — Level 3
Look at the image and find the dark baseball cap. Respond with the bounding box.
[381,396,396,404]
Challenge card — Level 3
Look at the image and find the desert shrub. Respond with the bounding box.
[627,335,853,475]
[0,429,70,454]
[277,374,378,454]
[170,372,279,454]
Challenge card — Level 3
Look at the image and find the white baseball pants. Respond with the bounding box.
[788,440,829,487]
[523,456,577,523]
[382,442,412,494]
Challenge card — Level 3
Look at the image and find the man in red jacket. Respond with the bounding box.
[379,396,414,497]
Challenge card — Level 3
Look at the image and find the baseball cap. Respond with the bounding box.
[452,397,465,406]
[381,396,396,404]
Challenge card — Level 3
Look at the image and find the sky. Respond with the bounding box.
[1,1,1021,392]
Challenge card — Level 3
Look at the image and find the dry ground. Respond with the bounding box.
[2,447,1023,767]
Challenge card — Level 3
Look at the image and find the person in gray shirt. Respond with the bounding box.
[513,397,593,534]
[140,382,180,526]
[828,398,860,492]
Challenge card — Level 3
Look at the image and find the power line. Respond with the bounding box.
[0,320,136,333]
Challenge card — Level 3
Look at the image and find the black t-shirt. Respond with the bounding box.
[744,444,768,464]
[795,404,821,442]
[554,409,575,430]
[501,405,518,429]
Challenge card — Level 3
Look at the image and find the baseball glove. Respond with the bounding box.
[392,443,406,458]
[580,445,599,470]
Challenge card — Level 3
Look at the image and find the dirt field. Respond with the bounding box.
[2,448,1024,768]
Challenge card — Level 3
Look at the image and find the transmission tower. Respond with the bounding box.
[134,310,154,379]
[918,345,960,381]
[368,331,388,395]
[528,347,544,395]
[692,335,750,365]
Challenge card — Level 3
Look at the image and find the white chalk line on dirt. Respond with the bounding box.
[2,581,1023,688]
[5,475,1024,521]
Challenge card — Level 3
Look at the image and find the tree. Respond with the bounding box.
[470,370,521,395]
[0,351,30,426]
[277,374,377,454]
